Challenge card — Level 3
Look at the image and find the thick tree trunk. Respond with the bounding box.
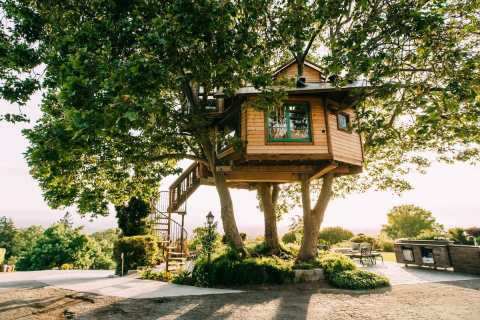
[257,183,281,255]
[199,131,244,251]
[214,172,244,250]
[296,56,305,76]
[297,173,335,262]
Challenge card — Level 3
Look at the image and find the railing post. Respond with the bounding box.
[180,213,185,254]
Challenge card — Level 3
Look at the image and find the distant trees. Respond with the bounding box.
[382,205,443,239]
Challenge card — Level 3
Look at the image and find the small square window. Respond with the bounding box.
[337,112,350,132]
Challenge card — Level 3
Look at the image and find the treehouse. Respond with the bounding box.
[152,59,367,271]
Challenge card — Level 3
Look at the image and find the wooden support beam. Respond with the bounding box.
[309,164,338,181]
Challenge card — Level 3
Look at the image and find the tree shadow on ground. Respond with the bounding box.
[76,281,392,320]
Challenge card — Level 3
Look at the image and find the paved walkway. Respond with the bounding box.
[1,263,478,300]
[0,270,241,299]
[363,261,480,285]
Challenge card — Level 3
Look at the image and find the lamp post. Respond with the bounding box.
[206,211,214,263]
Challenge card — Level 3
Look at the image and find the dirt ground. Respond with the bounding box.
[1,280,480,320]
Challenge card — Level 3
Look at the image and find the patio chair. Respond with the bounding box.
[350,244,384,265]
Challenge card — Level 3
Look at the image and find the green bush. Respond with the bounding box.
[376,234,395,252]
[318,252,356,278]
[292,260,321,270]
[172,270,194,285]
[139,268,173,282]
[113,235,159,275]
[415,229,447,240]
[0,248,5,265]
[330,270,390,290]
[282,230,300,244]
[60,263,74,270]
[189,252,294,287]
[448,227,474,245]
[318,227,354,245]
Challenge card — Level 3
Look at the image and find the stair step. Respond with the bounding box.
[168,252,185,256]
[169,257,187,262]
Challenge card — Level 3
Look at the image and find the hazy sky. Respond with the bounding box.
[1,94,478,236]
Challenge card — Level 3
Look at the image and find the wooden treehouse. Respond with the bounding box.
[152,59,366,271]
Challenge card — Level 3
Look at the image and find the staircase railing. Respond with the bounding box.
[168,162,207,212]
[151,194,188,272]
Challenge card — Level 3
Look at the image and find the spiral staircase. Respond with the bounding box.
[150,162,209,272]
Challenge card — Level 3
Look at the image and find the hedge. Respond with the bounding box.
[113,235,159,275]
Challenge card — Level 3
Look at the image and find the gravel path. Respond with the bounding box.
[1,280,480,320]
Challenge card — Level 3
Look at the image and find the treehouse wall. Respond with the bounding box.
[243,96,329,158]
[275,63,323,83]
[327,108,363,166]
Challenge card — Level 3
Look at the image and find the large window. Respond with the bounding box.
[267,103,311,142]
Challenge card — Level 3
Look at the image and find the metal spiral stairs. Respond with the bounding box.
[151,162,209,272]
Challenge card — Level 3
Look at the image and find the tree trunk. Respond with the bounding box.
[297,173,335,262]
[257,183,281,255]
[200,132,244,251]
[213,172,244,250]
[296,56,305,77]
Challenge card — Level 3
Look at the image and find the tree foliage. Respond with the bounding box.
[115,197,151,236]
[0,216,17,259]
[381,204,443,239]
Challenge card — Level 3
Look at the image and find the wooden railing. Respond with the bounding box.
[168,162,208,213]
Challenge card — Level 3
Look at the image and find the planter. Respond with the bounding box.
[293,268,325,283]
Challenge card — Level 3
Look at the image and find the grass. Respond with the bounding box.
[381,252,396,262]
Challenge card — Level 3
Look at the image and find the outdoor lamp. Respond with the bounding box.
[206,211,214,226]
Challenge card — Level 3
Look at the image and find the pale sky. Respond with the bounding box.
[1,94,479,236]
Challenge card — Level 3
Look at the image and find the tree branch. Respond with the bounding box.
[147,153,208,166]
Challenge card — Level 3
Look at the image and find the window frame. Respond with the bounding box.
[266,102,312,143]
[336,111,351,133]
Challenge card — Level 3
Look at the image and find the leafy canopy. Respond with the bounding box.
[1,0,479,216]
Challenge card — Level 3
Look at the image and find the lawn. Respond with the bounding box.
[382,252,396,262]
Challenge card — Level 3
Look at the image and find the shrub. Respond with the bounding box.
[415,229,447,240]
[0,248,5,265]
[172,270,194,285]
[283,243,300,256]
[292,260,321,270]
[113,235,159,275]
[448,228,474,245]
[376,233,395,252]
[350,234,377,247]
[330,270,390,290]
[318,227,354,245]
[60,263,74,270]
[139,269,173,282]
[318,252,356,278]
[282,230,300,244]
[190,253,294,287]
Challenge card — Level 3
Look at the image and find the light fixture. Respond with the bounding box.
[206,211,214,227]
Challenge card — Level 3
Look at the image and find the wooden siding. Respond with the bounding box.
[327,108,363,166]
[276,63,322,83]
[243,96,329,155]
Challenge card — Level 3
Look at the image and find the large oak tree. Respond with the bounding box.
[2,0,479,260]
